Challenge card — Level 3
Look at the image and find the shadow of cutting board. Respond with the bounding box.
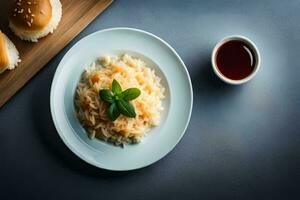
[0,0,113,107]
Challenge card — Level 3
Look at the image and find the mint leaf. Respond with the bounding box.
[108,103,120,121]
[117,99,136,118]
[99,89,115,103]
[112,79,122,94]
[122,88,141,101]
[99,79,140,121]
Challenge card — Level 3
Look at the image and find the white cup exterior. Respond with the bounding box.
[211,35,261,85]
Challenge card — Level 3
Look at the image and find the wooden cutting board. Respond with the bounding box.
[0,0,113,107]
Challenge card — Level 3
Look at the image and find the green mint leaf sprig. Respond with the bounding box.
[99,79,141,121]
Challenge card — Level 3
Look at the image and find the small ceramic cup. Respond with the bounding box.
[211,35,261,85]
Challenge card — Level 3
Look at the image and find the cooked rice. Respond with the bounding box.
[74,54,165,145]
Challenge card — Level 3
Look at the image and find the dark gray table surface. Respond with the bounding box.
[0,0,299,199]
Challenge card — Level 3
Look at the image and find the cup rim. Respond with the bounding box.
[211,35,261,85]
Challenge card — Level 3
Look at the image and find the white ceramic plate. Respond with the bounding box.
[50,28,193,171]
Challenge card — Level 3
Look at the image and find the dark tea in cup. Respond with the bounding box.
[211,36,260,85]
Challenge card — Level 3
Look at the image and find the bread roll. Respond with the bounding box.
[0,31,20,74]
[9,0,62,42]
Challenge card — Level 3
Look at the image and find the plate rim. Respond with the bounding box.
[50,27,193,171]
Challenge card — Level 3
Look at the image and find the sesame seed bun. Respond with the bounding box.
[9,0,62,42]
[0,31,20,74]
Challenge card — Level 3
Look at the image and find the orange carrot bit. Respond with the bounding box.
[113,65,124,73]
[91,74,99,84]
[136,75,144,84]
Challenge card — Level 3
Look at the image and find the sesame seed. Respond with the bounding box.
[31,14,35,17]
[17,2,21,6]
[14,8,17,12]
[20,9,24,13]
[28,8,31,13]
[30,18,33,23]
[27,21,31,27]
[27,1,31,4]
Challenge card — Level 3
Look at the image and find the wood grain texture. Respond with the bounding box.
[0,0,113,107]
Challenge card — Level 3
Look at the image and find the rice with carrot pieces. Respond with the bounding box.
[74,54,165,146]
